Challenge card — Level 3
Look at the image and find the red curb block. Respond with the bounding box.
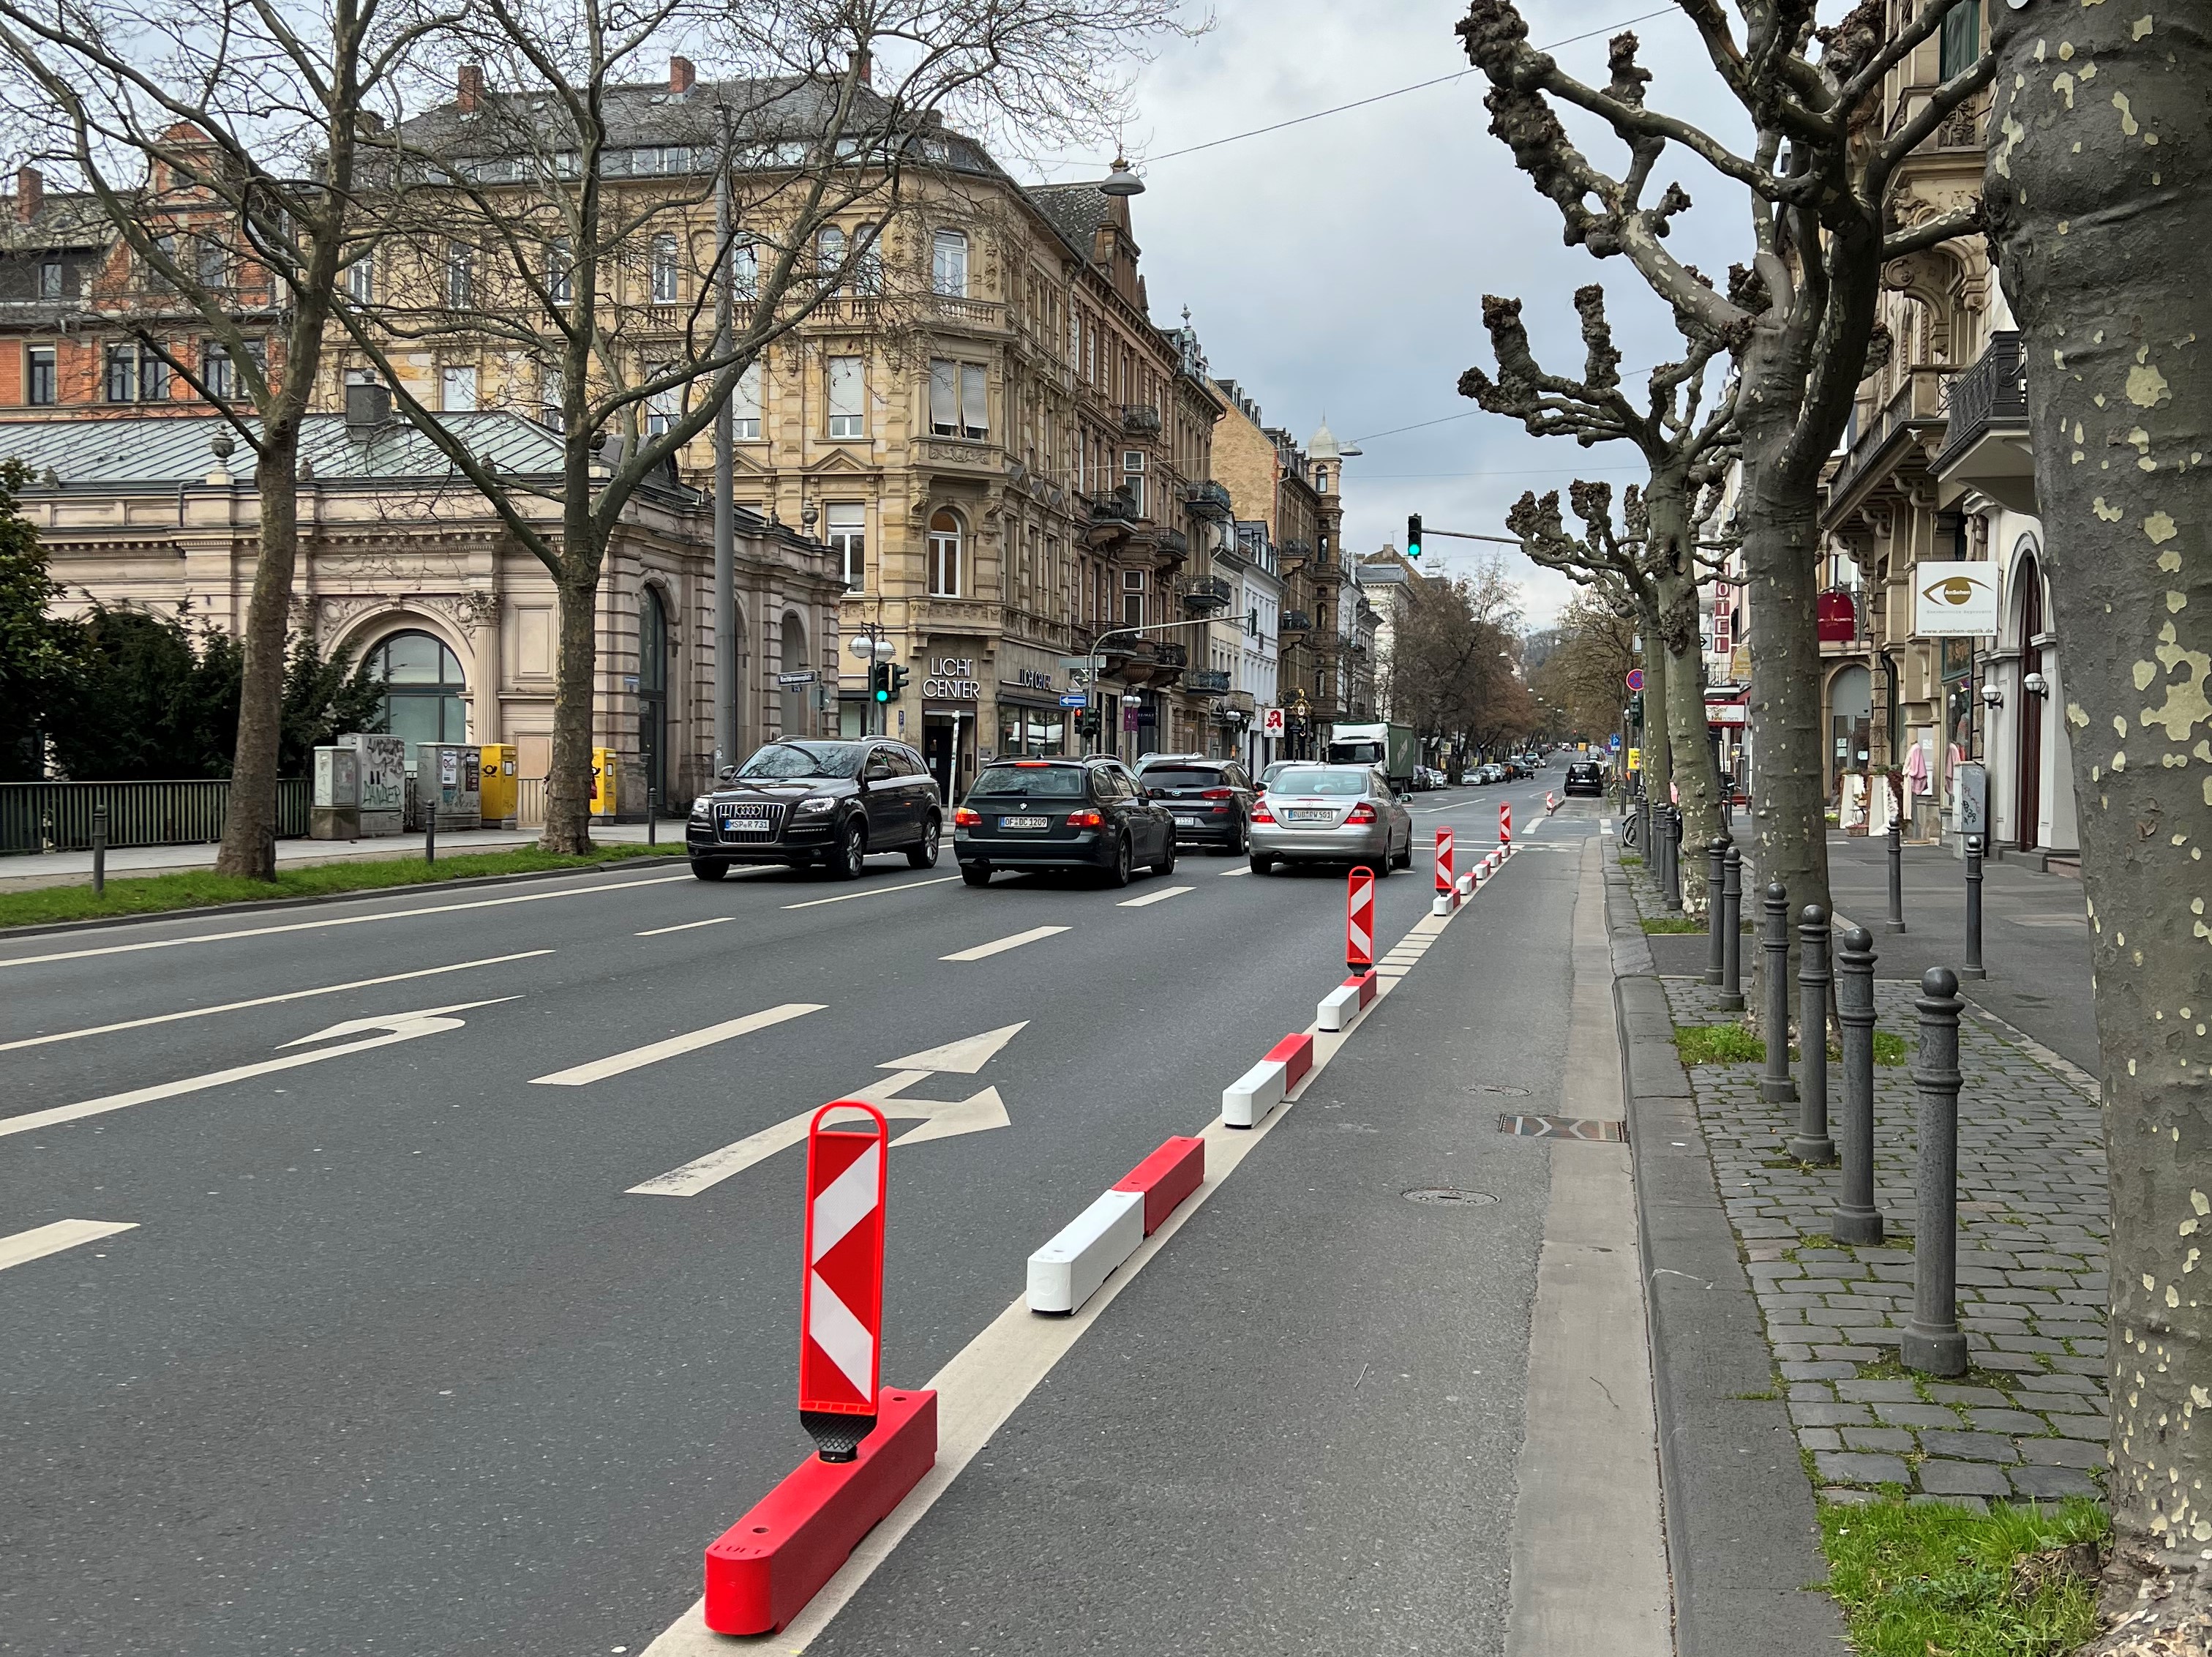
[1265,1031,1314,1090]
[703,1388,938,1635]
[1114,1135,1206,1235]
[1346,968,1379,1009]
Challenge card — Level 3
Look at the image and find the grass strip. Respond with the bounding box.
[0,842,683,930]
[1671,1023,1911,1067]
[1821,1495,2107,1657]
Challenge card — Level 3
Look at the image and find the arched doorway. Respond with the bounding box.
[1829,662,1872,797]
[638,586,668,808]
[2016,553,2044,853]
[780,611,809,738]
[368,629,466,768]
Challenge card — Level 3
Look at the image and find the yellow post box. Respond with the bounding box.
[479,743,519,828]
[591,746,618,817]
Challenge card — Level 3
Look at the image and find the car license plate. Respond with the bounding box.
[723,819,770,834]
[1288,809,1335,823]
[1001,815,1048,830]
[1174,814,1204,825]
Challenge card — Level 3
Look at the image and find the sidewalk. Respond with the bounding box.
[0,820,670,891]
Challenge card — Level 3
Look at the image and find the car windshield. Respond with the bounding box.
[972,765,1087,798]
[736,742,861,779]
[1272,767,1368,797]
[1140,768,1225,790]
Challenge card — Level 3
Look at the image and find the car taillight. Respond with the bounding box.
[953,807,981,826]
[1067,809,1103,828]
[1201,787,1234,798]
[1251,804,1275,824]
[1346,802,1379,824]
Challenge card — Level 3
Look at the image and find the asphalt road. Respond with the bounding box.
[1,766,1572,1657]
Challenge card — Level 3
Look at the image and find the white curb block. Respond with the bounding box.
[1026,1188,1144,1314]
[1431,893,1452,916]
[1317,981,1362,1031]
[1222,1057,1288,1127]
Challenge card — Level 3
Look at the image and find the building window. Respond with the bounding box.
[650,233,679,304]
[106,343,167,403]
[1315,467,1329,493]
[826,354,864,438]
[733,359,762,440]
[440,364,478,411]
[1122,449,1144,517]
[730,239,757,299]
[928,507,963,597]
[817,224,845,291]
[1939,0,1981,80]
[931,228,968,298]
[547,236,572,304]
[828,502,865,591]
[852,222,881,293]
[644,364,680,437]
[346,250,372,304]
[203,340,233,400]
[25,345,55,405]
[368,629,467,765]
[539,364,564,431]
[446,241,474,307]
[37,259,61,300]
[1123,568,1145,629]
[195,238,227,291]
[928,359,987,440]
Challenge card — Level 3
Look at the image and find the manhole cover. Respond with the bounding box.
[1403,1188,1497,1207]
[1468,1082,1531,1097]
[1499,1115,1628,1142]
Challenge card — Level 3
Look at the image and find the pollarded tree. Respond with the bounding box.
[1459,0,1992,938]
[1984,8,2212,1644]
[1465,282,1736,902]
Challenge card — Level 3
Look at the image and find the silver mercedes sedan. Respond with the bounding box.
[1248,764,1414,876]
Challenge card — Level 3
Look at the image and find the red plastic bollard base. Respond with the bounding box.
[1114,1135,1205,1235]
[1265,1032,1315,1091]
[1346,968,1379,1009]
[703,1388,938,1636]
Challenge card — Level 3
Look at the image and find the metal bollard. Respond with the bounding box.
[1901,967,1968,1377]
[1719,848,1745,1012]
[1885,822,1907,933]
[91,804,108,896]
[1830,926,1884,1244]
[648,786,659,848]
[1704,835,1731,985]
[425,801,437,866]
[1761,881,1797,1103]
[1662,807,1683,912]
[1960,835,1986,979]
[1791,905,1837,1164]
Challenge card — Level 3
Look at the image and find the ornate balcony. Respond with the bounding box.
[1121,404,1162,435]
[1188,668,1233,694]
[1184,479,1234,520]
[1932,331,2033,514]
[1279,610,1312,635]
[1181,575,1233,613]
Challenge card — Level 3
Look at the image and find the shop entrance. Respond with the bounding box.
[923,713,970,802]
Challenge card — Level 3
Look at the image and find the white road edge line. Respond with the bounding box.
[636,918,734,937]
[938,925,1069,963]
[0,1218,138,1272]
[0,950,554,1054]
[640,869,1474,1657]
[784,875,960,910]
[1116,886,1193,909]
[0,875,693,970]
[529,1003,825,1087]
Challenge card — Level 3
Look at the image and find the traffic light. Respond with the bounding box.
[1406,513,1423,559]
[869,662,891,703]
[888,665,910,697]
[1628,691,1644,727]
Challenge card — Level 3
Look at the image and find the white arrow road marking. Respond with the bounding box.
[0,950,552,1055]
[528,1003,825,1086]
[0,1000,513,1141]
[1,1218,138,1273]
[880,1022,1027,1075]
[1117,885,1193,908]
[939,925,1068,962]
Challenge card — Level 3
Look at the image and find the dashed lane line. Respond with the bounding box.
[529,1003,825,1087]
[636,917,734,937]
[1,1218,138,1273]
[783,876,961,910]
[1218,866,1251,877]
[939,926,1071,963]
[1116,886,1193,909]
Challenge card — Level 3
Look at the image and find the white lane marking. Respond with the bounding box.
[783,876,959,910]
[636,917,734,937]
[939,925,1069,962]
[0,875,692,970]
[1218,866,1251,877]
[1,1218,138,1272]
[0,1000,510,1140]
[529,1003,825,1086]
[639,865,1476,1657]
[1116,885,1193,909]
[0,950,552,1055]
[882,1022,1026,1075]
[630,1114,812,1196]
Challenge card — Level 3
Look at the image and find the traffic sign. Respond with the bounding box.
[1608,733,1621,751]
[1058,692,1089,708]
[1434,827,1454,894]
[800,1102,889,1461]
[1499,801,1512,846]
[1346,868,1374,970]
[1625,667,1645,692]
[1262,707,1285,738]
[777,670,817,687]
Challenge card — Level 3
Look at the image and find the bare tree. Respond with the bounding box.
[1529,585,1638,745]
[1387,556,1532,761]
[331,0,1185,853]
[1458,0,1992,940]
[0,0,438,876]
[1465,282,1736,902]
[1983,7,2212,1641]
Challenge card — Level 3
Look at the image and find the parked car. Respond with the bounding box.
[1133,754,1259,854]
[1564,760,1606,797]
[1417,765,1450,790]
[953,756,1175,887]
[687,738,941,880]
[1248,765,1414,877]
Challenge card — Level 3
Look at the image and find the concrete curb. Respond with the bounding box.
[0,853,695,942]
[1603,848,1846,1657]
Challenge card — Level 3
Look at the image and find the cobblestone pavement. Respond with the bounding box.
[1623,852,2110,1512]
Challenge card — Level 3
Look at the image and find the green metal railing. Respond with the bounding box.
[1,779,310,856]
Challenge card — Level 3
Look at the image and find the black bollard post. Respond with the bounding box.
[1662,807,1682,912]
[1705,835,1731,985]
[1901,967,1967,1377]
[1961,834,1986,979]
[1791,905,1837,1164]
[1761,881,1797,1103]
[648,786,659,848]
[425,798,437,866]
[91,804,108,896]
[1885,821,1907,934]
[1831,927,1884,1244]
[1719,848,1745,1012]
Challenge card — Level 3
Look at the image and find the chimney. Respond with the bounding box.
[345,377,391,432]
[15,165,42,225]
[457,63,483,113]
[669,56,694,94]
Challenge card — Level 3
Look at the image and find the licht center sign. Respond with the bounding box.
[923,656,983,700]
[1913,562,1998,637]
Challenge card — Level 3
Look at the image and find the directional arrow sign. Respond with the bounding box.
[0,999,513,1141]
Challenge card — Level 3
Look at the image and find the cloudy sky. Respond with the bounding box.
[1029,0,1757,626]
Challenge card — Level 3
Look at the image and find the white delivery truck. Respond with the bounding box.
[1326,722,1417,791]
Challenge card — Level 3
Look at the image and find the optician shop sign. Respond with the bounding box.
[923,657,983,700]
[1913,562,1998,637]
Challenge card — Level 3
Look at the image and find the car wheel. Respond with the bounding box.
[960,862,991,888]
[833,818,866,880]
[1248,853,1273,875]
[689,858,728,882]
[907,815,941,869]
[1367,849,1392,880]
[1233,817,1250,856]
[1153,836,1177,876]
[1392,834,1414,870]
[1105,834,1133,889]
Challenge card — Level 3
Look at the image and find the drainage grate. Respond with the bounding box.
[1499,1115,1629,1142]
[1403,1188,1497,1206]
